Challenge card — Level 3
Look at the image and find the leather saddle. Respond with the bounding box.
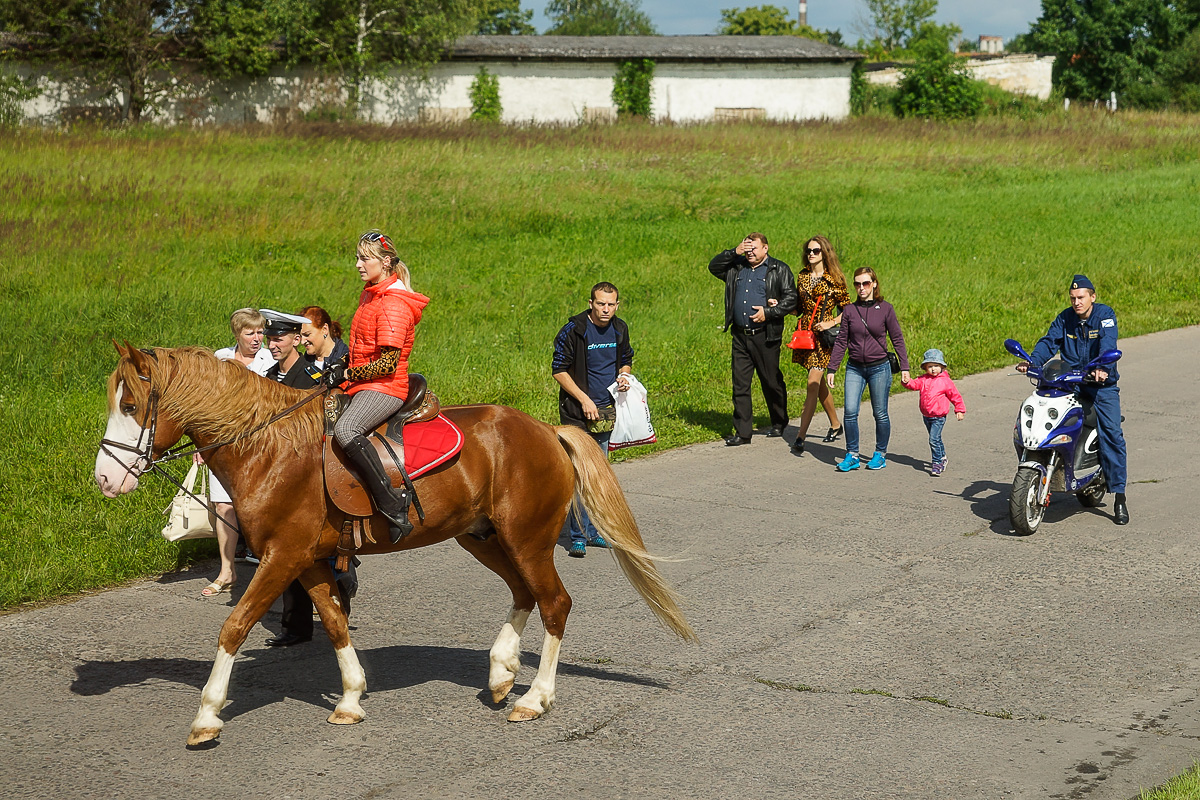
[322,374,440,518]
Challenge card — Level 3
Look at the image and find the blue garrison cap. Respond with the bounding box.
[1070,274,1094,291]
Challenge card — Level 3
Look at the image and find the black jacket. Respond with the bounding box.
[708,250,798,345]
[266,354,322,388]
[551,311,634,429]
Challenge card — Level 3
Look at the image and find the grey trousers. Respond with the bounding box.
[333,389,406,447]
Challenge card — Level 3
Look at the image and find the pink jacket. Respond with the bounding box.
[904,371,965,418]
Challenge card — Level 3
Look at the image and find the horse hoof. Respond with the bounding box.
[187,727,221,745]
[327,709,365,725]
[507,706,543,722]
[490,680,514,704]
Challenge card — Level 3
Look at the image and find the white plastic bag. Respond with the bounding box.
[160,463,216,542]
[607,374,657,451]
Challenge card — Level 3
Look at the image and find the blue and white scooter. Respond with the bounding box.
[1004,339,1121,535]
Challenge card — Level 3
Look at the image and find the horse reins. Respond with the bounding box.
[100,358,328,534]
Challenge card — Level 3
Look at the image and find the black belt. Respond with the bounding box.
[733,325,765,336]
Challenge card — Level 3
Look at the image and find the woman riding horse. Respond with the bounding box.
[324,231,430,543]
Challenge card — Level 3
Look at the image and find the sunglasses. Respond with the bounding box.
[854,280,874,288]
[805,247,822,255]
[360,232,391,248]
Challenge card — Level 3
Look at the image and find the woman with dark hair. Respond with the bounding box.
[826,266,910,472]
[323,231,429,544]
[790,235,851,455]
[299,305,349,369]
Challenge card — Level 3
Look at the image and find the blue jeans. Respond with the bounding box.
[923,415,946,462]
[567,430,610,544]
[843,360,893,456]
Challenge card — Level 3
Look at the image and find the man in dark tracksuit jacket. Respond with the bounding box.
[261,310,357,645]
[709,232,798,445]
[1021,274,1129,525]
[552,282,633,556]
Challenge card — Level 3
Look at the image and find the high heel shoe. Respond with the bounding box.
[201,578,235,598]
[823,426,844,442]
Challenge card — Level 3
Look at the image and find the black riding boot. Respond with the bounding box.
[342,435,413,543]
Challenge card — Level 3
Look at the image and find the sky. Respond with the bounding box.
[528,0,1045,43]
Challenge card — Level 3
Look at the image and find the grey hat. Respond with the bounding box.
[921,348,947,367]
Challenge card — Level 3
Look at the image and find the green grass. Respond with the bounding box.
[2,112,1199,607]
[1141,762,1200,800]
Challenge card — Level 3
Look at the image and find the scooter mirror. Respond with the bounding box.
[1004,339,1032,361]
[1088,348,1122,368]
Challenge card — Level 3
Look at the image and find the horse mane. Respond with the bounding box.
[116,346,323,457]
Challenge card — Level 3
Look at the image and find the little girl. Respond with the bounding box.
[902,348,965,476]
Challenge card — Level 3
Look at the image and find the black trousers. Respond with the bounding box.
[730,329,789,439]
[280,562,358,637]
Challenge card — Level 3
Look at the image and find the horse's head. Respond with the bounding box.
[94,342,186,498]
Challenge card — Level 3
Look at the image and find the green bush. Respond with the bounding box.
[0,71,39,127]
[612,58,654,119]
[976,82,1056,119]
[469,66,501,121]
[894,40,983,120]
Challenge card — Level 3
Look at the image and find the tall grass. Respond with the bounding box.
[2,113,1198,607]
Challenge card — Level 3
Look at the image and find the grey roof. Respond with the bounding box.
[452,35,862,63]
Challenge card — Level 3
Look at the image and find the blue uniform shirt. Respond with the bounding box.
[1030,303,1120,384]
[733,264,768,329]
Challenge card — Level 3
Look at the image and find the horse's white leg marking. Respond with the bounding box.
[488,607,530,703]
[94,381,145,497]
[328,645,367,725]
[508,631,562,722]
[187,646,235,745]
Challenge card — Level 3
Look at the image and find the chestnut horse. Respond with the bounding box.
[94,345,694,745]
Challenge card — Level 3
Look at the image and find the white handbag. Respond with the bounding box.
[606,374,658,451]
[161,463,217,542]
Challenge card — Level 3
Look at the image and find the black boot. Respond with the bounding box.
[1113,492,1129,525]
[342,435,413,543]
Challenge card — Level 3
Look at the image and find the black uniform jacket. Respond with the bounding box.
[708,250,798,345]
[265,354,322,388]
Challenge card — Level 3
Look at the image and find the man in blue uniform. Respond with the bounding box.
[552,282,633,557]
[1018,275,1129,525]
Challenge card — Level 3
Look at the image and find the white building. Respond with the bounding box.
[865,53,1056,100]
[14,35,863,126]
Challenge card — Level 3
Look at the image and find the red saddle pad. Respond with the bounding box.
[405,414,464,478]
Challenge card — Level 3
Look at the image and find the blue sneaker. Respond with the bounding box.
[866,452,887,470]
[568,541,586,558]
[587,535,611,549]
[836,453,861,472]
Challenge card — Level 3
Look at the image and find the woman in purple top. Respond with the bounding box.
[826,267,910,471]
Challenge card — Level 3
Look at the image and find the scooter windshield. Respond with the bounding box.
[1040,359,1067,383]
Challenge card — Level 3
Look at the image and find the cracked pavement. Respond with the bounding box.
[1,326,1197,799]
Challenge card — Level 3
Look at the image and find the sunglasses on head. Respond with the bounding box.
[805,247,822,255]
[854,279,873,287]
[361,232,391,248]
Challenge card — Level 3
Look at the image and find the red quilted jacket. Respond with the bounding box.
[346,275,430,401]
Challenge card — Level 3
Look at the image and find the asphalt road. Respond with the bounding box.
[2,327,1197,800]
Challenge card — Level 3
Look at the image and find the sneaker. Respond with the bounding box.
[568,541,586,558]
[836,453,861,472]
[587,535,611,549]
[930,459,945,477]
[243,549,260,565]
[866,452,887,470]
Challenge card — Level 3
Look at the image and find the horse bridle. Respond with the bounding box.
[99,352,327,534]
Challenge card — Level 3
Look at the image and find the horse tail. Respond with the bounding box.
[554,425,696,642]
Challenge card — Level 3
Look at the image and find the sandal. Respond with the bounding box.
[823,426,844,443]
[201,578,235,598]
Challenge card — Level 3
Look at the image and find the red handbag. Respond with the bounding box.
[785,295,823,350]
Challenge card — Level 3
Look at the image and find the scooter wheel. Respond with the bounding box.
[1010,466,1045,536]
[1076,479,1106,508]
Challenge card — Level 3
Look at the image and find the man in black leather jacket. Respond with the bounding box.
[709,233,798,446]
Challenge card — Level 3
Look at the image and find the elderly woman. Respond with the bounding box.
[200,308,273,597]
[790,235,851,455]
[826,267,910,472]
[323,231,429,543]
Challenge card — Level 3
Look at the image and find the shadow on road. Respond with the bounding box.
[69,644,669,717]
[954,478,1114,536]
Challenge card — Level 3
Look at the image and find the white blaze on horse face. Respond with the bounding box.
[94,380,145,497]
